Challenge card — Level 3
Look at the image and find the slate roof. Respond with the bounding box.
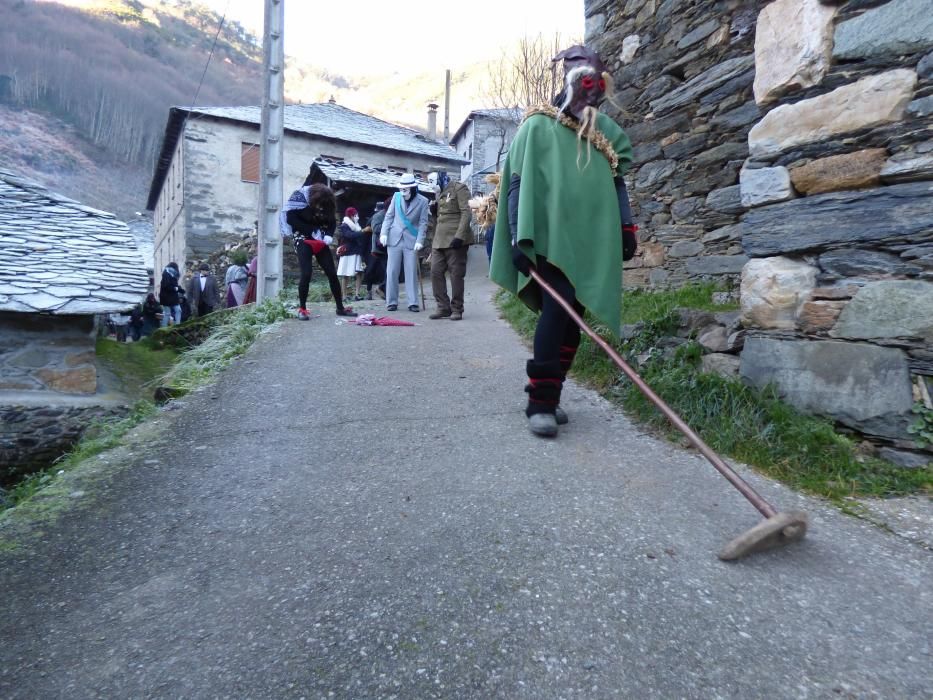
[0,170,150,315]
[311,159,432,191]
[450,107,523,144]
[147,102,467,209]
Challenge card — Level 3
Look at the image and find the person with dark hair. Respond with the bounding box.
[281,179,356,319]
[337,206,367,302]
[363,199,389,300]
[187,263,220,317]
[140,292,162,336]
[159,262,182,327]
[490,44,635,438]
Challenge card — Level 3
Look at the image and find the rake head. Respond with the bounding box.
[718,511,809,561]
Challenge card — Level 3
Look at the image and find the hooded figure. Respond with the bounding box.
[489,45,636,437]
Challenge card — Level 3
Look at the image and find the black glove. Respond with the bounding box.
[622,224,639,261]
[450,237,464,250]
[511,244,532,275]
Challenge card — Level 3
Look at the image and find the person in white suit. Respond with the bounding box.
[379,173,430,312]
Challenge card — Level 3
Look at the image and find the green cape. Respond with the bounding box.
[489,111,633,336]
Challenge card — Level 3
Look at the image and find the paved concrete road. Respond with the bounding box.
[2,247,930,698]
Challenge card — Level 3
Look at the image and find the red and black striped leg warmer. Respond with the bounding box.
[524,359,563,417]
[558,342,579,382]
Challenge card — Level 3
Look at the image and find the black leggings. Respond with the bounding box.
[533,259,582,364]
[296,242,344,310]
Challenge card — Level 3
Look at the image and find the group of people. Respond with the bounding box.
[155,254,257,329]
[281,168,475,321]
[149,44,634,442]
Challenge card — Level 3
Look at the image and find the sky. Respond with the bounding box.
[207,0,585,74]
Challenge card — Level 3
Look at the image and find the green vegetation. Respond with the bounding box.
[907,401,933,449]
[6,401,156,508]
[497,285,932,501]
[95,336,178,400]
[157,294,292,395]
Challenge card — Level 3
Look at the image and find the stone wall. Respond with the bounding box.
[0,312,130,482]
[0,403,125,484]
[587,0,932,462]
[0,313,97,394]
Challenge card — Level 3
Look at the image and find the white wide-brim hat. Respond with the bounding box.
[397,173,417,189]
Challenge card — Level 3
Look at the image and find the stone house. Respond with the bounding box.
[585,0,932,463]
[145,101,466,277]
[450,108,523,194]
[0,169,150,482]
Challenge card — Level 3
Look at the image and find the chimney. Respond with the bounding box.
[328,95,336,104]
[427,102,438,140]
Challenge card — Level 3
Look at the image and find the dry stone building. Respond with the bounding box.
[146,101,465,277]
[0,169,150,482]
[586,0,932,463]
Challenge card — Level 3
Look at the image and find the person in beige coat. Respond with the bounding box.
[427,171,473,320]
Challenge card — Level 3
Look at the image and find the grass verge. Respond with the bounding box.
[497,285,932,501]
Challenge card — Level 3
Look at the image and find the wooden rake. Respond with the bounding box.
[529,269,809,561]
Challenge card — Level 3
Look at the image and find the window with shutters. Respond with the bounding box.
[241,143,260,183]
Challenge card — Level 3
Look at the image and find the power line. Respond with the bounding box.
[188,0,232,114]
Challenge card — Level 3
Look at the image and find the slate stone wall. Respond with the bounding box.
[0,404,125,484]
[586,0,932,462]
[0,313,97,394]
[0,313,130,482]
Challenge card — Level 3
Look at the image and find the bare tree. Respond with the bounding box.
[481,33,574,173]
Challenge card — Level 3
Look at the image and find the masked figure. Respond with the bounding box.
[427,170,473,320]
[380,173,430,312]
[489,44,637,437]
[283,178,357,319]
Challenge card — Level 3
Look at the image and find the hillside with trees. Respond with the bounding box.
[0,0,566,219]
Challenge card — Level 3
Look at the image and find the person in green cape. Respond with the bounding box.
[489,45,638,437]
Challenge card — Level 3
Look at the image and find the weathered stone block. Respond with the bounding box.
[819,249,923,278]
[833,0,933,60]
[798,300,846,333]
[881,151,933,184]
[705,185,743,213]
[698,325,730,352]
[748,69,918,158]
[678,18,721,50]
[686,255,749,275]
[740,337,914,429]
[753,0,836,104]
[669,240,704,258]
[742,182,933,257]
[833,280,933,343]
[620,34,642,64]
[906,95,933,119]
[702,224,743,244]
[811,285,858,301]
[789,149,887,195]
[650,55,755,115]
[635,159,678,190]
[640,241,665,267]
[741,256,817,329]
[740,166,796,207]
[35,366,97,394]
[701,352,741,378]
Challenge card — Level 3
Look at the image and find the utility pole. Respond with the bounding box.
[257,0,285,302]
[443,69,451,141]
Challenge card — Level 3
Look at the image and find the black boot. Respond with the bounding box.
[524,359,563,437]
